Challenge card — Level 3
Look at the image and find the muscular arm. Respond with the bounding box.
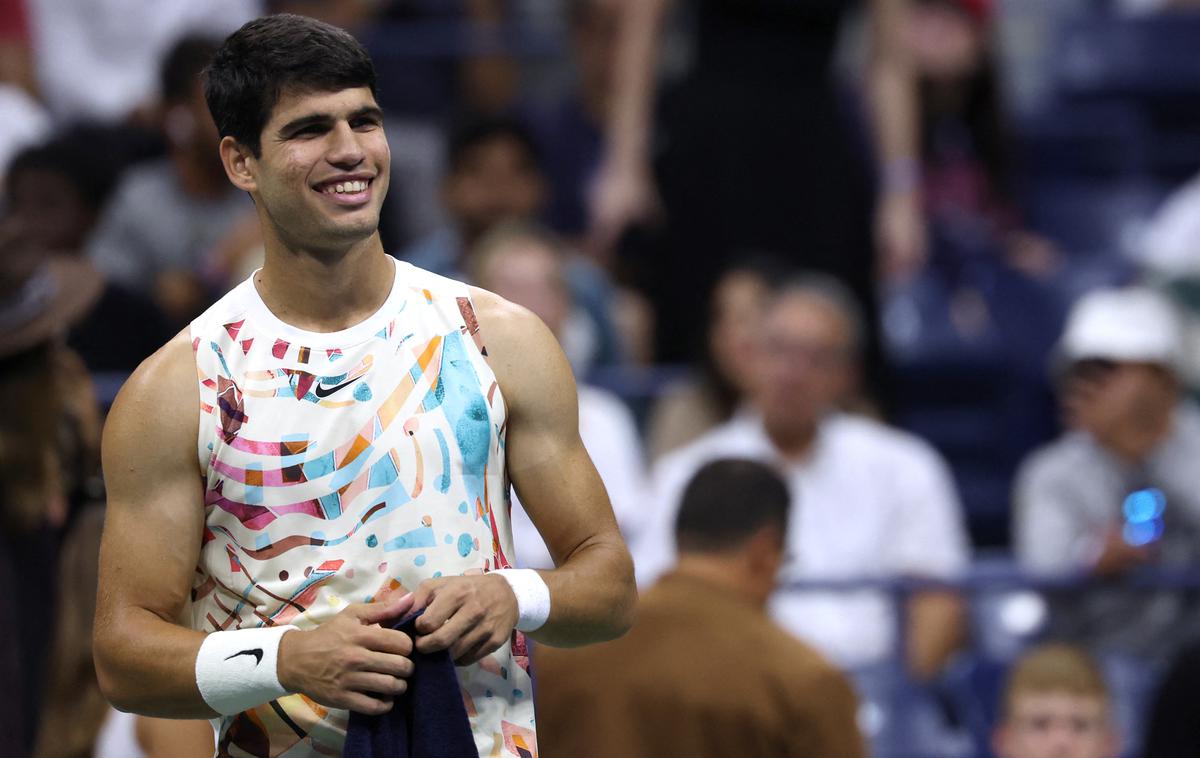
[412,292,636,656]
[95,333,418,717]
[93,333,215,717]
[483,291,637,646]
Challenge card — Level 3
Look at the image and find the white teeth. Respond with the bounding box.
[322,180,369,195]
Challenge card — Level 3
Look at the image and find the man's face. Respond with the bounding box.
[1062,359,1175,440]
[476,240,569,336]
[995,693,1117,758]
[241,86,390,254]
[443,137,545,240]
[7,168,95,251]
[753,293,856,435]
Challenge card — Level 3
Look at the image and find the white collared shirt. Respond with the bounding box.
[636,411,970,667]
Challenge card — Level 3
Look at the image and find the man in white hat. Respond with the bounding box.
[1014,286,1200,658]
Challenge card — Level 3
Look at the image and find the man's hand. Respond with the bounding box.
[277,594,416,715]
[411,574,520,665]
[1092,525,1155,578]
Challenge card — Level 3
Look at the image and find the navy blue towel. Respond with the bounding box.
[343,610,478,757]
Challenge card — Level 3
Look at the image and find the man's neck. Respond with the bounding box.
[763,419,820,462]
[256,234,394,333]
[672,555,769,610]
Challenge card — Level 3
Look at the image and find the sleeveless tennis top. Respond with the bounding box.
[188,259,537,758]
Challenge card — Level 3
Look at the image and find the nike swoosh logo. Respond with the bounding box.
[314,376,360,398]
[225,648,264,666]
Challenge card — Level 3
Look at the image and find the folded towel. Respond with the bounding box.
[343,610,477,757]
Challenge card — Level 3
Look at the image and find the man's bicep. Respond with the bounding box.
[98,338,205,625]
[490,305,620,564]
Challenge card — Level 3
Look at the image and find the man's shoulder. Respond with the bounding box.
[1016,432,1098,488]
[107,330,200,437]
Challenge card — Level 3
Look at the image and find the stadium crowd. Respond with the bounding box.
[5,0,1200,755]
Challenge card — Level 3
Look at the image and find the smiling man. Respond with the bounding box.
[92,14,636,758]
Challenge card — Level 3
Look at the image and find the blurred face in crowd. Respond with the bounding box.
[994,692,1117,758]
[167,80,223,166]
[5,168,95,252]
[1061,358,1177,458]
[444,136,546,242]
[906,0,985,82]
[225,86,390,255]
[708,269,770,399]
[476,237,569,336]
[754,291,857,449]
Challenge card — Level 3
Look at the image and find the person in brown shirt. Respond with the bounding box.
[534,458,865,757]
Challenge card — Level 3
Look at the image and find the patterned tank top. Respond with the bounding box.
[188,259,537,757]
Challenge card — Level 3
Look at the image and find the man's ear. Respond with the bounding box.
[219,136,257,193]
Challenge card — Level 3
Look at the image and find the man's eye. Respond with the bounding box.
[352,118,380,130]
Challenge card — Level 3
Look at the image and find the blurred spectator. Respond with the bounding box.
[1014,287,1200,658]
[645,259,777,462]
[909,0,1059,282]
[535,458,865,758]
[991,643,1119,758]
[470,222,646,567]
[87,33,253,329]
[637,274,970,679]
[401,115,623,372]
[0,228,103,754]
[524,0,618,240]
[882,0,1065,547]
[1134,171,1200,399]
[593,0,922,374]
[32,505,217,758]
[26,0,258,122]
[5,130,172,374]
[0,0,48,176]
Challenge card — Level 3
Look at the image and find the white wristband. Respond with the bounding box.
[494,569,551,632]
[195,625,297,715]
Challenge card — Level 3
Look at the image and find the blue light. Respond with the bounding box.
[1124,520,1160,547]
[1123,488,1166,523]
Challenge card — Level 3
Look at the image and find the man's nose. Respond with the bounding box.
[326,122,365,167]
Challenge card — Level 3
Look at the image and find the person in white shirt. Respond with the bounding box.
[638,273,970,678]
[470,222,647,568]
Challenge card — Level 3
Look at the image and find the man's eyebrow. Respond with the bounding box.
[349,105,385,122]
[277,106,384,137]
[278,112,332,136]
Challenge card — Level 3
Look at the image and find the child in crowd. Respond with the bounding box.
[993,644,1119,758]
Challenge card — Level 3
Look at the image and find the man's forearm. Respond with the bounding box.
[529,537,636,647]
[95,607,217,718]
[907,591,965,681]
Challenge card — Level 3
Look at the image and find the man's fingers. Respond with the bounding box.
[415,608,475,654]
[355,593,415,625]
[449,625,493,664]
[360,625,414,657]
[412,584,457,635]
[346,671,408,697]
[342,692,394,716]
[360,649,415,679]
